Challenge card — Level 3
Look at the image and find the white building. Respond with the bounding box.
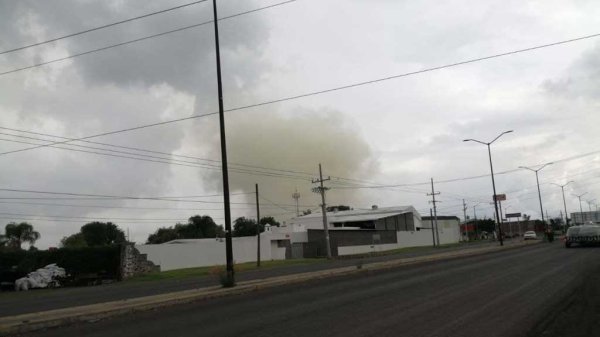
[137,205,462,271]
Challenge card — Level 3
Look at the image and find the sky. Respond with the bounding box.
[1,0,600,248]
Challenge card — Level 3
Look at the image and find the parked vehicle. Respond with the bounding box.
[523,231,537,240]
[565,225,600,248]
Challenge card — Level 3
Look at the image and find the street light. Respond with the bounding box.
[519,163,553,228]
[551,181,574,229]
[572,192,587,225]
[464,130,513,246]
[587,199,597,212]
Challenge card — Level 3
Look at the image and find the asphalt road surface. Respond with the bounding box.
[20,243,600,337]
[1,240,497,316]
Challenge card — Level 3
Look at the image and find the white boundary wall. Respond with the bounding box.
[337,228,459,256]
[137,235,286,271]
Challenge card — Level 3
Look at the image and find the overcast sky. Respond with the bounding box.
[1,0,600,248]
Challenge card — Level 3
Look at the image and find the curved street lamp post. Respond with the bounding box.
[551,181,574,230]
[519,163,553,232]
[464,130,513,246]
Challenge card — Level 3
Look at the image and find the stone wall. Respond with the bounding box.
[120,243,160,279]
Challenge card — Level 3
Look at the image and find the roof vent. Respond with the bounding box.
[372,205,378,210]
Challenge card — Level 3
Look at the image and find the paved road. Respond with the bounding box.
[21,243,600,337]
[0,240,498,317]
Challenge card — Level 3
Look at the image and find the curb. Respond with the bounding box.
[0,241,539,336]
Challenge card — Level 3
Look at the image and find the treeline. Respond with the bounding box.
[1,214,283,249]
[146,215,280,244]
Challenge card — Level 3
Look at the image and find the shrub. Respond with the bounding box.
[0,245,122,284]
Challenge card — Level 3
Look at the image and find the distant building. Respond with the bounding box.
[571,211,600,225]
[290,206,460,257]
[138,205,463,271]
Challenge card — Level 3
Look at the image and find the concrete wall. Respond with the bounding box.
[307,229,397,256]
[136,234,286,271]
[338,243,400,256]
[434,219,461,244]
[336,228,459,257]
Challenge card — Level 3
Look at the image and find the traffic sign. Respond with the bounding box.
[494,194,507,201]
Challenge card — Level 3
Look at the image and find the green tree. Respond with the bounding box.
[326,205,352,212]
[0,234,8,251]
[233,216,280,237]
[145,215,224,244]
[81,222,126,246]
[4,222,40,250]
[260,216,281,228]
[61,232,87,248]
[146,227,179,244]
[233,217,258,237]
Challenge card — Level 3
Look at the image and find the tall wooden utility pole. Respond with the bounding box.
[255,183,261,267]
[312,163,331,259]
[212,0,234,285]
[428,178,441,246]
[462,199,468,242]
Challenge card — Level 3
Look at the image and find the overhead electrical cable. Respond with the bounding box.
[0,0,298,76]
[0,0,210,55]
[2,32,599,160]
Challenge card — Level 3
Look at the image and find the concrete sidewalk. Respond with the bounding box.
[0,240,538,336]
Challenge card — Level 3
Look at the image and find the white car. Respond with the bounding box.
[523,231,537,240]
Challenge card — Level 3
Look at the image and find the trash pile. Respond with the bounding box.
[14,264,66,291]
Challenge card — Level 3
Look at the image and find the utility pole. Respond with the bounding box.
[462,199,468,242]
[255,183,260,267]
[473,205,479,239]
[498,200,504,236]
[552,181,573,229]
[292,188,301,217]
[430,208,436,247]
[573,193,587,225]
[212,0,234,285]
[312,163,332,259]
[560,210,564,232]
[428,178,441,246]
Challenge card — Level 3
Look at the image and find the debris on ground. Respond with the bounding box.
[14,264,66,291]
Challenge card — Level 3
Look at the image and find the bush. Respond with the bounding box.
[0,245,122,284]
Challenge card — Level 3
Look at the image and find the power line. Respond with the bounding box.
[0,136,313,181]
[0,0,209,55]
[0,200,267,211]
[0,211,198,221]
[2,32,599,159]
[0,217,221,224]
[0,127,315,178]
[0,0,298,76]
[0,188,315,208]
[0,188,242,204]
